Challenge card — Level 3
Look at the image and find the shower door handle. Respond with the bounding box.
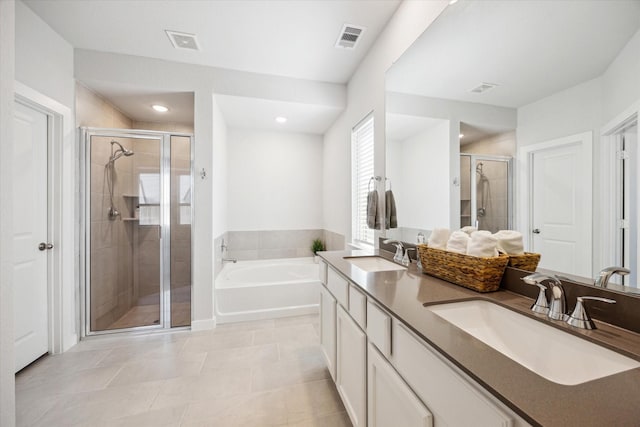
[38,242,54,251]
[532,229,541,234]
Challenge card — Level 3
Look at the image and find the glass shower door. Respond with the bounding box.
[170,135,192,327]
[85,129,193,334]
[460,154,512,233]
[88,133,163,332]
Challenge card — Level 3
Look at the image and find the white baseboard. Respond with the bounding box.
[191,317,217,331]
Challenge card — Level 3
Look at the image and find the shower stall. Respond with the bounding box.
[81,128,193,334]
[460,154,512,232]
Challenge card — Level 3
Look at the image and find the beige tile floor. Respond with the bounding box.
[16,314,351,427]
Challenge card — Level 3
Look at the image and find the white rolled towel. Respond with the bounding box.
[446,231,470,254]
[494,230,524,255]
[460,226,477,235]
[467,230,499,257]
[428,228,450,250]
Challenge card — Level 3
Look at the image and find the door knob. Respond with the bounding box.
[532,229,541,234]
[38,242,54,251]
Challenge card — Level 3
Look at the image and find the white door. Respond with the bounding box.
[319,286,336,380]
[13,101,49,372]
[530,134,591,277]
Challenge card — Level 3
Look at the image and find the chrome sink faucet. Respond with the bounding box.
[594,266,630,288]
[383,239,404,263]
[521,273,567,321]
[567,296,616,330]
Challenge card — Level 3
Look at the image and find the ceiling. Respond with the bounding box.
[26,0,400,133]
[25,0,400,85]
[387,0,640,108]
[215,94,344,134]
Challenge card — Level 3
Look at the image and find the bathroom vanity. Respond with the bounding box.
[318,250,640,427]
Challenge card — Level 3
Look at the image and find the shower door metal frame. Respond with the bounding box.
[80,127,194,337]
[460,153,513,231]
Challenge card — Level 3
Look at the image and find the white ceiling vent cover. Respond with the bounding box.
[335,24,366,49]
[470,82,498,94]
[165,30,200,51]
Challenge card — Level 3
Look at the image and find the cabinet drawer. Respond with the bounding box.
[366,300,391,357]
[349,285,366,329]
[327,267,349,308]
[319,259,328,285]
[392,320,515,427]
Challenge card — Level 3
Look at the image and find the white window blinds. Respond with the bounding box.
[352,114,375,246]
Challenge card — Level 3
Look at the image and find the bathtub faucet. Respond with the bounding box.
[222,258,237,264]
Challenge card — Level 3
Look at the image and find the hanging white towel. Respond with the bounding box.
[467,230,499,257]
[494,230,525,255]
[428,228,451,250]
[446,231,470,254]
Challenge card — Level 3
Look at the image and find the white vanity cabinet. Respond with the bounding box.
[319,285,337,380]
[391,319,528,427]
[319,260,529,427]
[368,343,433,427]
[336,305,367,427]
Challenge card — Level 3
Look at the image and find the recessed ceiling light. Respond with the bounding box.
[459,133,465,138]
[449,0,458,4]
[275,116,287,124]
[152,104,169,113]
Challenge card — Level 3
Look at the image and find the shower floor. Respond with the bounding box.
[106,286,192,330]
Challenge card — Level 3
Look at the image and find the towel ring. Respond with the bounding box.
[368,177,376,192]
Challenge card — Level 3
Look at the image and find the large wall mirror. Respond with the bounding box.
[384,0,640,291]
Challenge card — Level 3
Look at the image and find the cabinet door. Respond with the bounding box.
[337,305,367,427]
[320,286,337,380]
[368,343,432,427]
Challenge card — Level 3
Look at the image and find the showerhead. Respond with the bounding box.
[108,140,134,163]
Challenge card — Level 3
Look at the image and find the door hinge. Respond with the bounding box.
[617,150,629,160]
[618,219,629,229]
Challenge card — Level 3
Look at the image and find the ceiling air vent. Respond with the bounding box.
[335,24,366,49]
[470,82,498,94]
[165,30,200,51]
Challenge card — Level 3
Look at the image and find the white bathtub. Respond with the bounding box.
[215,257,320,323]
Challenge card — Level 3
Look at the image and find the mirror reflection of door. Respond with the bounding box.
[528,133,592,277]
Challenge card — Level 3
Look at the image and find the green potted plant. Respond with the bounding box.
[312,238,326,262]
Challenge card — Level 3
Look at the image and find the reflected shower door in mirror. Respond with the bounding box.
[84,128,193,334]
[384,0,640,290]
[460,155,512,233]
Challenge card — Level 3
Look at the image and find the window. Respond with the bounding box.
[352,114,375,246]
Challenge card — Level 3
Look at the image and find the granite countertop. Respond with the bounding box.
[319,249,640,427]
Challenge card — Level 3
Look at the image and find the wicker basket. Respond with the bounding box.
[417,244,509,293]
[506,252,541,272]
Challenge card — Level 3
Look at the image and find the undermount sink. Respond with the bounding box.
[344,256,406,272]
[425,300,640,385]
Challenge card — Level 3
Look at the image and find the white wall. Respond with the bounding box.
[212,95,228,238]
[517,78,602,148]
[388,120,451,230]
[322,0,449,244]
[602,28,640,124]
[0,1,15,425]
[227,129,323,231]
[15,1,74,108]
